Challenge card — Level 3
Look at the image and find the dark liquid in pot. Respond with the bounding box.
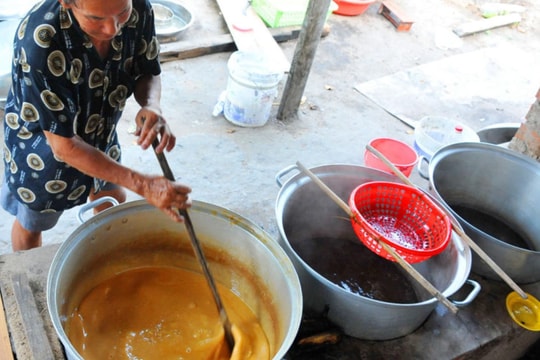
[451,204,532,250]
[293,236,418,303]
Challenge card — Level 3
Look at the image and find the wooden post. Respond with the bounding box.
[277,0,332,121]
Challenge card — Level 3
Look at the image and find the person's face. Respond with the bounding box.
[60,0,132,42]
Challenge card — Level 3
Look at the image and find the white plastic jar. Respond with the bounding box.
[414,116,480,160]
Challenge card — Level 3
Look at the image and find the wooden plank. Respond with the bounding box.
[160,33,237,62]
[11,273,54,360]
[215,0,290,72]
[453,13,521,37]
[0,292,14,360]
[159,25,308,63]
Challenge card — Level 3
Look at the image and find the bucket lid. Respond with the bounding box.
[414,116,479,158]
[227,51,283,85]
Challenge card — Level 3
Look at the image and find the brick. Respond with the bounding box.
[378,1,414,32]
[509,98,540,161]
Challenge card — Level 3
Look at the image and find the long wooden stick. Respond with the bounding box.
[295,161,459,314]
[151,137,235,351]
[366,144,528,299]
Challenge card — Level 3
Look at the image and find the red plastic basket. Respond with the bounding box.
[348,181,452,263]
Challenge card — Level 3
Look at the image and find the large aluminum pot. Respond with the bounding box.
[419,142,540,284]
[275,164,478,340]
[47,199,302,359]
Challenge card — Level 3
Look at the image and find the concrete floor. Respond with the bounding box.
[1,0,540,358]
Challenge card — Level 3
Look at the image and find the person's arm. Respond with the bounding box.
[43,130,191,221]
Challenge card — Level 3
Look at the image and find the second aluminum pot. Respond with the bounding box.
[275,164,479,340]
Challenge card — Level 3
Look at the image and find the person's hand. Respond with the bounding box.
[134,107,176,153]
[141,175,192,222]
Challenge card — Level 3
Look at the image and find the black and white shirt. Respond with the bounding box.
[3,0,161,212]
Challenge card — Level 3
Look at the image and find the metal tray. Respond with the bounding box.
[151,0,194,42]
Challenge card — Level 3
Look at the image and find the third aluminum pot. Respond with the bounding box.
[420,142,540,284]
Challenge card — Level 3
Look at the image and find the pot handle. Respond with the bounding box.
[77,196,120,223]
[275,164,299,188]
[450,279,482,307]
[417,156,430,180]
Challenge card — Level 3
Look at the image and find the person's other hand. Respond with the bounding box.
[135,107,176,153]
[142,175,192,222]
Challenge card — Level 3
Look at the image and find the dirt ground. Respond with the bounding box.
[1,0,539,255]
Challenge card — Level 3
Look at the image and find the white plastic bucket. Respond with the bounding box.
[224,51,283,127]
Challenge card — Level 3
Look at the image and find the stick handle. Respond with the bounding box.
[365,144,528,299]
[377,239,459,313]
[366,144,411,184]
[452,225,527,299]
[295,161,353,217]
[296,161,459,314]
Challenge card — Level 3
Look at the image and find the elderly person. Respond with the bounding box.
[1,0,191,251]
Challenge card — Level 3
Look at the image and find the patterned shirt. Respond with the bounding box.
[2,0,161,212]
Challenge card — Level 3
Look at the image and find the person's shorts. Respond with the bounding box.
[0,180,119,232]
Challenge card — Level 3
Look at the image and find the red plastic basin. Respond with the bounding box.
[333,0,375,16]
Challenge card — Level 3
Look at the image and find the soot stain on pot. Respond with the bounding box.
[292,236,418,303]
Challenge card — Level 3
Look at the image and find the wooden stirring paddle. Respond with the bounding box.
[151,138,235,352]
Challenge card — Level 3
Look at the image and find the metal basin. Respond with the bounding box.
[421,142,540,284]
[151,0,194,42]
[275,164,478,340]
[477,123,520,146]
[47,199,302,359]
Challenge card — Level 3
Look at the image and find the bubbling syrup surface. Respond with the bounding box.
[65,266,270,360]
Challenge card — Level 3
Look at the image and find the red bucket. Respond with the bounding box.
[364,138,418,177]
